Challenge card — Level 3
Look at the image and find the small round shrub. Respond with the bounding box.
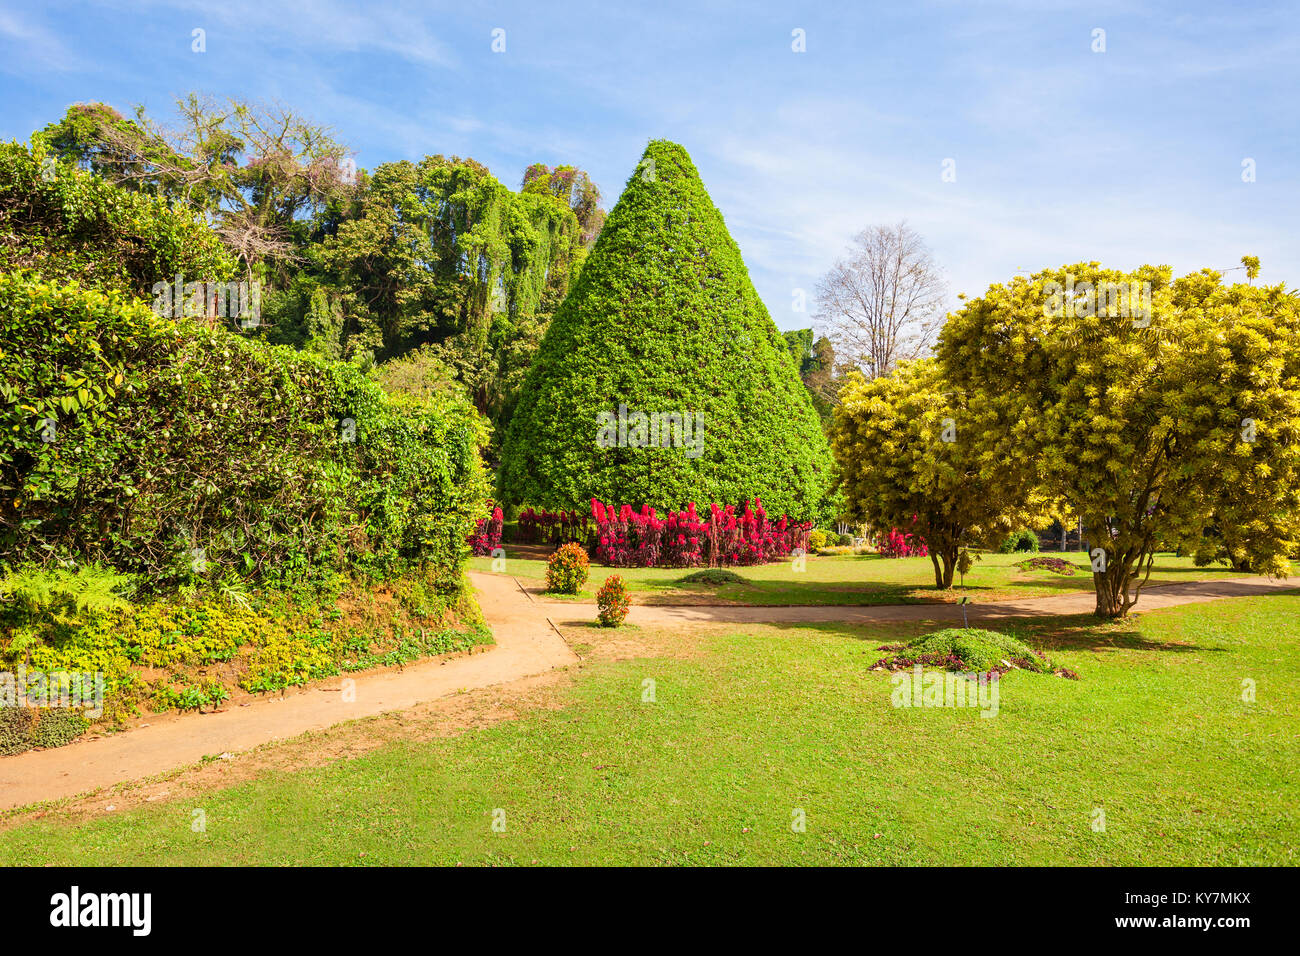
[807,529,828,550]
[816,545,855,556]
[546,542,590,594]
[998,529,1039,553]
[677,568,747,586]
[837,532,854,546]
[596,575,631,627]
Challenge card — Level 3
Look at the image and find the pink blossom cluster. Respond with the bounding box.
[878,525,928,558]
[590,498,811,568]
[468,506,504,556]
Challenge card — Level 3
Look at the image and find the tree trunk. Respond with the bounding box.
[940,546,957,589]
[930,547,957,589]
[1093,556,1135,618]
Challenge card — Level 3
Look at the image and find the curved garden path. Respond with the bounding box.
[1,571,1294,811]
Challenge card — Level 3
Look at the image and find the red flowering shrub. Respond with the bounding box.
[468,506,504,556]
[877,516,928,558]
[589,498,810,568]
[546,542,590,594]
[596,575,631,627]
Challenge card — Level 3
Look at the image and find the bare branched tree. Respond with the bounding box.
[43,96,357,279]
[815,222,947,380]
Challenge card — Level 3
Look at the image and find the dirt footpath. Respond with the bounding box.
[0,573,577,811]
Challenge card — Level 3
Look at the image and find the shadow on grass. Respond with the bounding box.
[734,613,1219,654]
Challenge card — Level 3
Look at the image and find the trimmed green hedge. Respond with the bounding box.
[0,271,487,593]
[500,140,832,520]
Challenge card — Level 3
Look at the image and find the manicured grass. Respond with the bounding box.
[1,593,1295,865]
[471,550,1257,606]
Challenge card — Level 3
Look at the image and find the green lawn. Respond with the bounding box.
[1,592,1295,865]
[472,549,1256,606]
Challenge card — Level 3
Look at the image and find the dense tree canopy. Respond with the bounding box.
[522,162,605,244]
[784,328,838,427]
[832,358,1046,587]
[34,99,605,443]
[499,140,833,519]
[0,140,235,296]
[938,262,1300,617]
[42,97,357,280]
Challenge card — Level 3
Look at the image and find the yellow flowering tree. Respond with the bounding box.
[832,358,1047,589]
[939,262,1300,618]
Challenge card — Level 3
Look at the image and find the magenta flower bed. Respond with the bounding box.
[467,506,504,556]
[590,498,810,568]
[878,522,928,558]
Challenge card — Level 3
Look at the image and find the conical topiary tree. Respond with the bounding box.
[499,140,832,519]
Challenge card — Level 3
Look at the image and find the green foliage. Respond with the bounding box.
[880,628,1051,674]
[521,162,606,244]
[0,139,235,297]
[998,530,1040,553]
[595,575,630,627]
[807,529,828,550]
[313,156,584,420]
[40,97,358,277]
[2,568,490,723]
[832,358,1046,588]
[676,568,747,586]
[0,707,35,755]
[0,563,133,666]
[783,329,837,427]
[0,271,488,593]
[938,262,1300,617]
[28,708,90,748]
[500,141,833,518]
[0,707,89,755]
[546,542,590,594]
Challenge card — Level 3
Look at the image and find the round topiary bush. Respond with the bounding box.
[807,529,828,550]
[998,529,1040,553]
[676,568,747,586]
[546,542,590,594]
[596,575,631,627]
[499,140,832,519]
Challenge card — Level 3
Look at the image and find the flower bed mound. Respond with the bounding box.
[676,569,748,586]
[1016,556,1077,575]
[873,627,1074,677]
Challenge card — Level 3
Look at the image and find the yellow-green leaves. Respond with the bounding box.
[939,261,1300,615]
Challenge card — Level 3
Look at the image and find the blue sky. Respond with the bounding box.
[1,0,1296,329]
